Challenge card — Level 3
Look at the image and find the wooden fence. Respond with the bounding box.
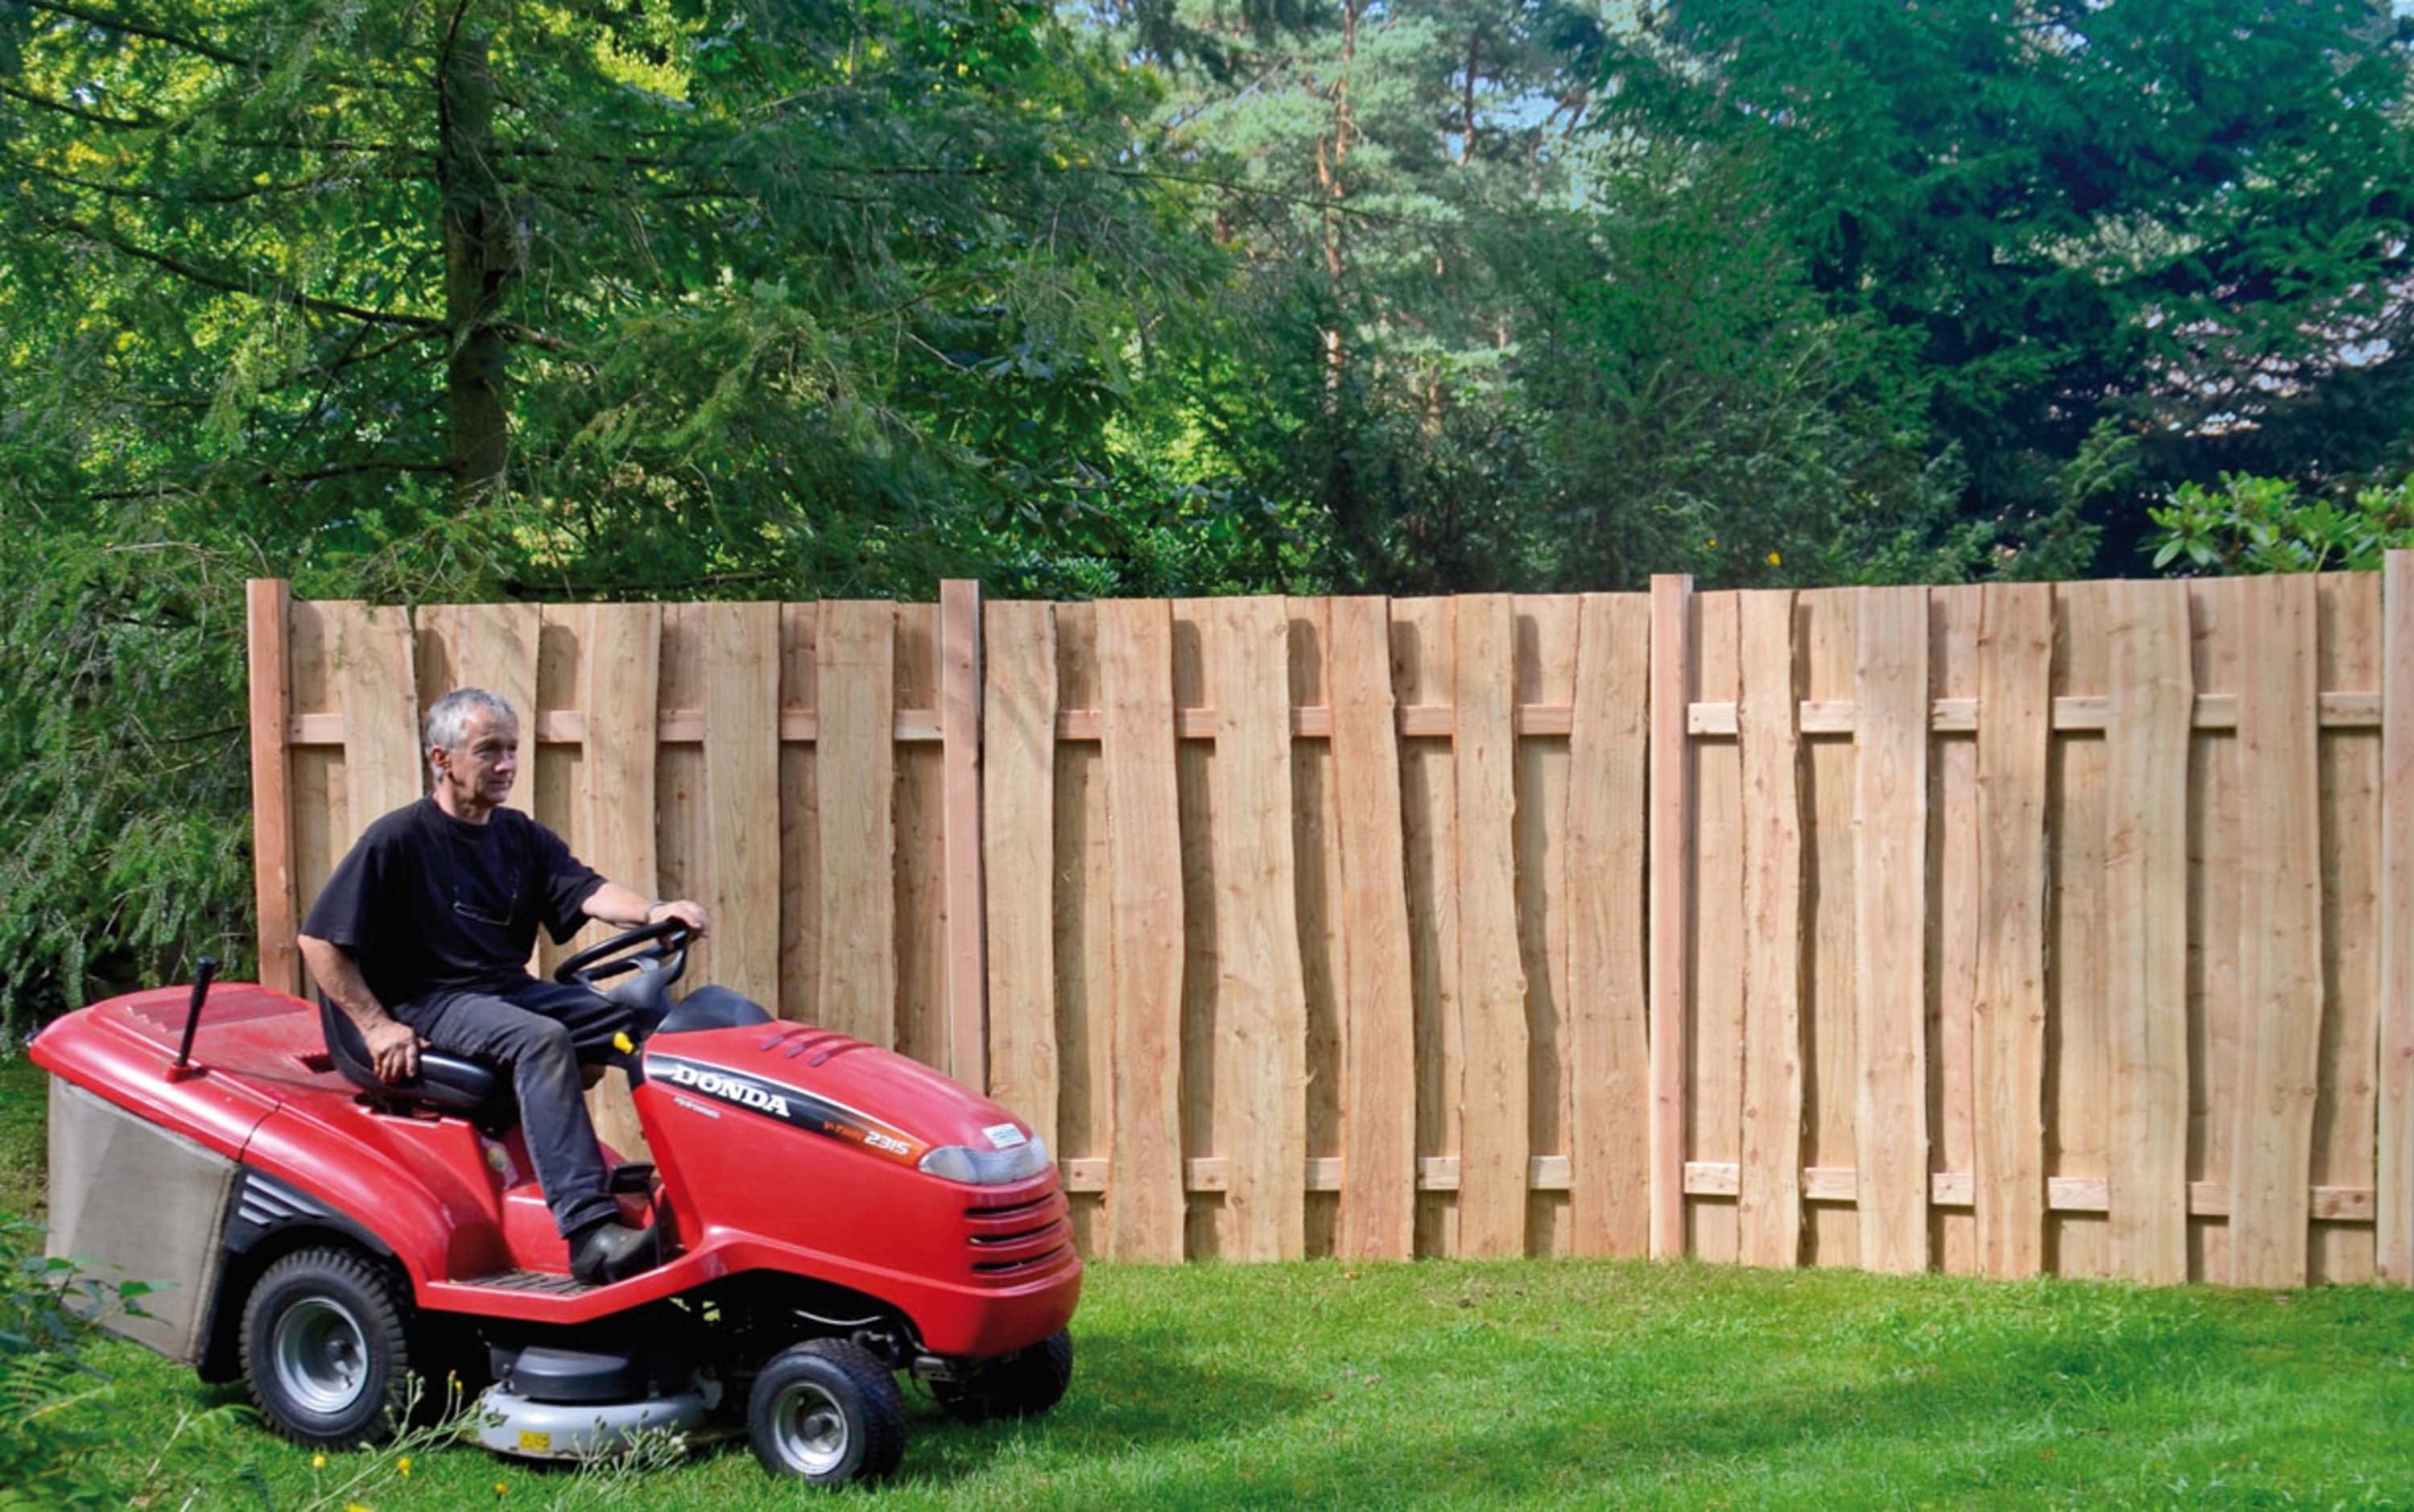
[245,566,2414,1287]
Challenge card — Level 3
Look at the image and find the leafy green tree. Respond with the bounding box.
[0,0,1200,1021]
[1593,0,2414,571]
[2,0,1187,599]
[1098,0,1975,591]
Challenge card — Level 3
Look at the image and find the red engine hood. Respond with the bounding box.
[637,1023,1040,1172]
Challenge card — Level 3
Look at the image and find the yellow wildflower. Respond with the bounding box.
[397,1456,412,1477]
[1767,551,1782,566]
[313,1454,327,1470]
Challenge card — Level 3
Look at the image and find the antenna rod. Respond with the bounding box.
[171,957,221,1075]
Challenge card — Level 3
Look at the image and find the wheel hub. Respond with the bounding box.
[769,1381,850,1475]
[271,1296,369,1415]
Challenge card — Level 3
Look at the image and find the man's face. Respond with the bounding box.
[432,708,519,809]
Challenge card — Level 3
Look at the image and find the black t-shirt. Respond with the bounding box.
[301,797,606,1007]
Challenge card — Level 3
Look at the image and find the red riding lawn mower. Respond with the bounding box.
[27,922,1081,1487]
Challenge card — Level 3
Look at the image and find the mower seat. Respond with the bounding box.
[319,995,512,1117]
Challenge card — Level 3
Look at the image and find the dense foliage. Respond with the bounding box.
[2,0,2411,1023]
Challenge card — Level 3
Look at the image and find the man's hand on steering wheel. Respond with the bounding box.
[646,898,710,936]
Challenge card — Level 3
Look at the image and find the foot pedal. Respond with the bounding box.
[608,1163,655,1194]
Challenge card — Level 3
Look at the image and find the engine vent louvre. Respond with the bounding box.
[970,1242,1074,1276]
[969,1221,1064,1248]
[966,1195,1054,1222]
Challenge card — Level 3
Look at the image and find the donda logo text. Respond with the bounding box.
[665,1062,790,1119]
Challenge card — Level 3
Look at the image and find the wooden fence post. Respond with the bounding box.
[2380,551,2414,1284]
[941,580,987,1090]
[1648,575,1694,1259]
[246,579,298,995]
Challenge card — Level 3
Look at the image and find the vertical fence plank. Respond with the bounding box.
[532,608,585,983]
[1100,599,1187,1263]
[941,583,987,1089]
[777,607,820,1028]
[1855,585,1930,1274]
[1394,598,1462,1257]
[1648,575,1695,1259]
[1567,593,1651,1258]
[655,608,705,982]
[984,602,1059,1144]
[2385,554,2414,1284]
[1210,597,1310,1260]
[1172,601,1217,1257]
[2232,574,2325,1287]
[1738,590,1804,1268]
[1332,597,1418,1261]
[286,601,341,925]
[1691,594,1745,1263]
[418,604,539,791]
[1052,604,1112,1255]
[2313,573,2380,1284]
[1801,591,1859,1267]
[580,604,661,1155]
[330,603,422,845]
[702,604,781,1010]
[1928,587,1984,1275]
[2051,583,2115,1278]
[892,608,946,1066]
[1456,593,1529,1257]
[817,604,896,1042]
[2186,580,2243,1281]
[1517,596,1581,1255]
[2105,582,2193,1283]
[247,581,299,994]
[1974,584,2052,1278]
[1290,601,1346,1259]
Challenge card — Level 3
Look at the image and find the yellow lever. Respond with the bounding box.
[612,1032,635,1054]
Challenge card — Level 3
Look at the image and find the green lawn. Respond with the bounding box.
[6,1053,2412,1509]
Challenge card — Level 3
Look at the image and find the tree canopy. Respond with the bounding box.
[3,0,2412,1022]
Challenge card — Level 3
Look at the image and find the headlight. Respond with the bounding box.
[918,1135,1052,1185]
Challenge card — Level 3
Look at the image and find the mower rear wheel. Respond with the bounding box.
[747,1340,905,1486]
[932,1329,1074,1423]
[238,1246,415,1448]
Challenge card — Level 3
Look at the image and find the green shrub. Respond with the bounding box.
[0,1218,151,1509]
[2148,472,2414,575]
[0,531,255,1043]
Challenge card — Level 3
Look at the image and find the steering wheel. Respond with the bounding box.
[554,917,694,991]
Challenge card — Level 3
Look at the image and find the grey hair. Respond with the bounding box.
[425,686,518,782]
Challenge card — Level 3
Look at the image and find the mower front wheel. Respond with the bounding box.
[238,1246,415,1448]
[933,1329,1074,1423]
[747,1339,905,1486]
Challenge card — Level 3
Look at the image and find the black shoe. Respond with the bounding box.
[569,1220,661,1286]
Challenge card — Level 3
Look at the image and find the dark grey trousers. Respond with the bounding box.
[396,979,631,1239]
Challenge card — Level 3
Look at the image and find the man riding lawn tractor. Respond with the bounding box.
[299,686,708,1286]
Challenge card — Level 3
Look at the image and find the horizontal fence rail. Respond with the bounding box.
[247,564,2414,1286]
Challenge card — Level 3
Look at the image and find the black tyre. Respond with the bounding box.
[238,1246,415,1448]
[932,1329,1073,1424]
[747,1340,906,1486]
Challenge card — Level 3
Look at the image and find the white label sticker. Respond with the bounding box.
[983,1123,1028,1150]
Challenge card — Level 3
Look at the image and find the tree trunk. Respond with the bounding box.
[439,31,515,507]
